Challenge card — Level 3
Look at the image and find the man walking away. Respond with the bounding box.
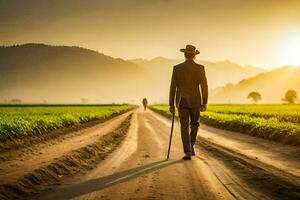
[142,98,148,111]
[169,44,208,160]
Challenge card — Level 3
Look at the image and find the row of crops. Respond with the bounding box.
[0,105,133,140]
[150,104,300,145]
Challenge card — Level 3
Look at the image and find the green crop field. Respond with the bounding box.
[151,104,300,145]
[0,105,132,140]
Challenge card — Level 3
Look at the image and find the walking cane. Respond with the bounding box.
[167,111,175,159]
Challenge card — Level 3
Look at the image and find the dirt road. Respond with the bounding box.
[36,108,300,200]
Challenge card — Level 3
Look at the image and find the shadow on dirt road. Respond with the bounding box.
[46,159,183,199]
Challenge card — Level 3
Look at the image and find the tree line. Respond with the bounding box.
[247,89,298,104]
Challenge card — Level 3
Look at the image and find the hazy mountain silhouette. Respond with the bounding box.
[130,57,265,88]
[210,66,300,103]
[1,43,297,104]
[0,44,148,103]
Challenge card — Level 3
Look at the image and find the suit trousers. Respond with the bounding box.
[178,107,200,154]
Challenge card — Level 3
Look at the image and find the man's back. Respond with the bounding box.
[169,59,208,108]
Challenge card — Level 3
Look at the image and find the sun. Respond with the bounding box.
[279,34,300,66]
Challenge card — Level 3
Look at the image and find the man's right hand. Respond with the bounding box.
[169,106,175,113]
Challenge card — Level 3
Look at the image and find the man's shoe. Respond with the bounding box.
[191,147,195,156]
[182,153,191,160]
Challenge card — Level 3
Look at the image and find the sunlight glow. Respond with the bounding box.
[279,35,300,66]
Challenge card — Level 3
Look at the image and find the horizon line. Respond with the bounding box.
[1,42,300,70]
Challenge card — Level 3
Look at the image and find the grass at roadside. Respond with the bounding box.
[0,105,133,140]
[207,104,300,124]
[150,105,300,145]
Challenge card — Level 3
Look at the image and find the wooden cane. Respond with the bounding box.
[167,111,175,159]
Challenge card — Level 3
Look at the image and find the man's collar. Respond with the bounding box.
[185,59,195,63]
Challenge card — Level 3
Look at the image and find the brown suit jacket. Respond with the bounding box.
[169,59,208,108]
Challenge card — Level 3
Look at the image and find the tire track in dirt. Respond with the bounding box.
[197,138,300,200]
[0,114,133,200]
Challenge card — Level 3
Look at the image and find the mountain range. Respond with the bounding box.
[210,66,300,103]
[0,43,299,103]
[129,57,265,88]
[0,44,147,103]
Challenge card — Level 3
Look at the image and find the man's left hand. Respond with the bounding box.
[200,104,207,112]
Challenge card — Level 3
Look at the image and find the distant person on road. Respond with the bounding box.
[142,98,148,111]
[169,44,208,160]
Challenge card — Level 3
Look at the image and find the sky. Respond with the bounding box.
[1,0,300,69]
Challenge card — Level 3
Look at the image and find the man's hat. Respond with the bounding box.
[180,44,200,55]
